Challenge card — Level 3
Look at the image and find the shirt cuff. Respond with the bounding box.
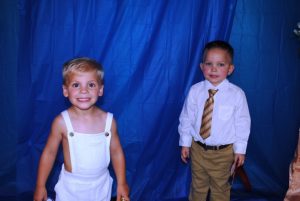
[179,135,193,147]
[233,142,247,154]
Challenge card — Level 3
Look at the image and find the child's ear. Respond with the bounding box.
[62,85,68,97]
[228,64,235,75]
[200,63,204,71]
[98,85,104,96]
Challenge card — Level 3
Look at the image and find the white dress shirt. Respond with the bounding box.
[178,79,251,154]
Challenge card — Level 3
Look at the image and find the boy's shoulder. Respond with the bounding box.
[226,81,246,94]
[50,112,67,132]
[54,109,70,123]
[190,80,206,91]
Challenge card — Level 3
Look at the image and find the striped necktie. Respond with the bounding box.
[200,89,218,139]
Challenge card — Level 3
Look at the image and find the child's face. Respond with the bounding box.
[200,48,234,86]
[63,70,103,110]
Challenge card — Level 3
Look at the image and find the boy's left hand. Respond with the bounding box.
[234,154,245,167]
[117,183,130,201]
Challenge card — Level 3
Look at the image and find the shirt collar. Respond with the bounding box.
[204,79,229,91]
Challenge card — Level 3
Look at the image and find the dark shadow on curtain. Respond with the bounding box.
[0,0,18,198]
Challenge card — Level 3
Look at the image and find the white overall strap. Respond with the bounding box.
[61,110,74,132]
[104,112,113,166]
[61,110,76,172]
[104,112,113,132]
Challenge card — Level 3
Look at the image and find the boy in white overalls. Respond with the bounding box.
[34,57,130,201]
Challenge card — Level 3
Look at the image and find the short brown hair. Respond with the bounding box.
[202,40,234,63]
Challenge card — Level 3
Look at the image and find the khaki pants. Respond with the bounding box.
[189,140,234,201]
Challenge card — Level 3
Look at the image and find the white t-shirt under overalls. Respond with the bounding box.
[54,110,113,201]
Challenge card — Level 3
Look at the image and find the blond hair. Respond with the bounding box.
[62,57,104,85]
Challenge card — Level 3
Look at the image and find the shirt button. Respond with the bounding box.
[69,132,74,137]
[105,132,109,137]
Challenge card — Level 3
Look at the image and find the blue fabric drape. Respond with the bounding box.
[229,0,300,198]
[0,0,18,198]
[16,0,237,200]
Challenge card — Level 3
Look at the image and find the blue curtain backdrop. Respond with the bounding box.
[0,0,18,198]
[229,0,300,198]
[0,0,298,200]
[16,0,237,200]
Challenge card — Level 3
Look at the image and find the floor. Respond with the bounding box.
[0,191,284,201]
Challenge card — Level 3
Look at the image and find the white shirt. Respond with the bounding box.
[178,79,251,154]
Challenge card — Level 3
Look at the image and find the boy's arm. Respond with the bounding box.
[234,91,251,166]
[178,88,196,147]
[178,88,198,164]
[34,116,64,201]
[110,118,130,201]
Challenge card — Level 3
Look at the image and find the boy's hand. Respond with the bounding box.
[117,183,130,201]
[181,146,190,163]
[33,186,47,201]
[234,153,245,167]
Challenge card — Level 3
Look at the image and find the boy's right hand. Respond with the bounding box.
[117,183,130,201]
[33,186,47,201]
[181,146,190,163]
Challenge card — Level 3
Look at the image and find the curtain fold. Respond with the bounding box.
[17,0,237,200]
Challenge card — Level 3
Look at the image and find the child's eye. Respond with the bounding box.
[88,83,96,88]
[72,83,80,88]
[217,63,225,67]
[204,62,212,66]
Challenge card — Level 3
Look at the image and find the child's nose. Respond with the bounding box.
[80,87,88,93]
[211,65,217,71]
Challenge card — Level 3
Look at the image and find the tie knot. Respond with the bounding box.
[208,89,218,97]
